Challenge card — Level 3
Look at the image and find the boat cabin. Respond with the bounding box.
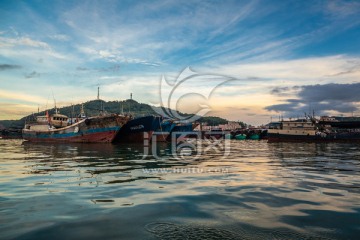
[36,115,48,123]
[267,120,317,136]
[281,121,315,130]
[320,116,338,122]
[50,114,69,128]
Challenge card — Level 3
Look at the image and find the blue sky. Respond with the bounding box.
[1,0,360,124]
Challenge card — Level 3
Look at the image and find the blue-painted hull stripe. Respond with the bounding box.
[24,126,120,139]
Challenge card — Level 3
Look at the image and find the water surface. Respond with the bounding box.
[0,139,359,239]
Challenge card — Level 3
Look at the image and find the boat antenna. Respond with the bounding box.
[52,90,58,114]
[80,103,86,118]
[128,98,131,114]
[71,103,74,124]
[45,94,49,109]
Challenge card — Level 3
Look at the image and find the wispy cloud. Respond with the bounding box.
[211,55,360,85]
[49,34,70,41]
[25,71,40,78]
[0,64,22,71]
[0,36,50,49]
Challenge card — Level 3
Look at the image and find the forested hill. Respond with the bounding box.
[0,99,236,129]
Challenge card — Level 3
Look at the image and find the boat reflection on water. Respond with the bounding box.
[21,141,197,177]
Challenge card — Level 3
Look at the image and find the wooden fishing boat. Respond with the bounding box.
[23,112,129,143]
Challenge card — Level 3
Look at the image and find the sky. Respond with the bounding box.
[0,0,360,125]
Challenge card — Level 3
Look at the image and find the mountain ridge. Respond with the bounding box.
[0,99,238,129]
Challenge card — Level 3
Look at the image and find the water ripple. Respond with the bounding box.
[1,139,360,239]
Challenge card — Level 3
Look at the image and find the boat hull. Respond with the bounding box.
[268,131,360,143]
[114,116,161,143]
[235,134,246,140]
[1,129,22,139]
[23,115,127,143]
[153,120,176,142]
[152,132,170,142]
[319,121,360,129]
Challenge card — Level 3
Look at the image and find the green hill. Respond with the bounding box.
[0,99,235,129]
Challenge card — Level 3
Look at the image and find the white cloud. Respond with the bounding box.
[49,34,70,41]
[0,89,48,104]
[210,55,360,85]
[0,36,50,49]
[326,0,360,20]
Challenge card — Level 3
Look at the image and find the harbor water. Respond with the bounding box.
[0,139,359,239]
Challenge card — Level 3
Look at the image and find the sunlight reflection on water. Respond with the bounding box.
[0,139,359,239]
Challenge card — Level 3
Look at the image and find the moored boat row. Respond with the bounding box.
[19,105,200,143]
[4,99,360,144]
[267,117,360,142]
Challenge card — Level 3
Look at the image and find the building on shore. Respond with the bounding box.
[193,121,241,131]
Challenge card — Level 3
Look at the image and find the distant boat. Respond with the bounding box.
[113,115,162,143]
[249,133,260,140]
[235,134,246,140]
[23,112,129,143]
[169,121,201,141]
[267,119,360,142]
[172,122,194,132]
[225,133,232,139]
[202,128,226,140]
[0,128,22,139]
[318,116,360,129]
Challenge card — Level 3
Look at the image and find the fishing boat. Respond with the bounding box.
[267,119,360,142]
[113,115,162,143]
[172,122,194,132]
[318,116,360,129]
[169,121,201,141]
[152,118,176,142]
[267,119,318,142]
[22,111,129,143]
[0,128,22,139]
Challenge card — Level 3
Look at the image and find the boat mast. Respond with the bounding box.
[98,86,104,115]
[120,102,124,115]
[52,91,58,114]
[71,103,74,124]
